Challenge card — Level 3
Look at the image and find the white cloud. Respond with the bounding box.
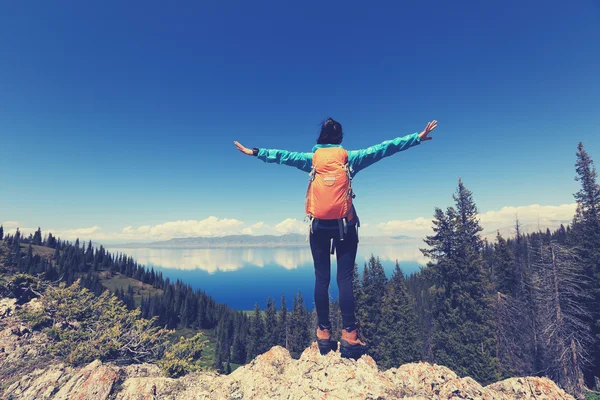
[2,217,246,243]
[241,221,267,235]
[58,226,102,237]
[119,217,245,241]
[273,218,307,235]
[366,203,577,239]
[478,203,575,227]
[2,203,578,244]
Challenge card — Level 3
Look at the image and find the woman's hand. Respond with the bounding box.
[234,141,254,156]
[419,120,438,142]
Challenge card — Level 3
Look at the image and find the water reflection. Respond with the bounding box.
[107,243,427,274]
[107,247,314,273]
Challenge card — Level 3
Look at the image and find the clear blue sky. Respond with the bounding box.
[1,0,599,241]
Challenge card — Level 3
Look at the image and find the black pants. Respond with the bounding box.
[309,225,358,329]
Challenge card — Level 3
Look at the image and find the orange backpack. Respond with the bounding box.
[305,147,355,229]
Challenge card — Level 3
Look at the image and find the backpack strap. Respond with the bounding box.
[337,218,348,241]
[305,215,319,242]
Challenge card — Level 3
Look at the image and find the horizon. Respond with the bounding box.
[2,204,573,246]
[2,1,598,244]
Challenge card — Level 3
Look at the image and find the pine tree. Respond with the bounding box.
[278,294,288,348]
[246,303,265,361]
[264,297,278,350]
[86,240,94,264]
[330,299,343,341]
[359,255,387,358]
[569,142,600,381]
[32,227,42,246]
[25,243,34,271]
[0,225,3,241]
[54,243,60,261]
[352,263,364,328]
[376,262,421,369]
[406,270,434,360]
[13,228,21,253]
[231,313,247,364]
[530,242,592,397]
[212,339,224,373]
[47,233,57,248]
[288,291,310,358]
[493,232,518,297]
[422,179,498,384]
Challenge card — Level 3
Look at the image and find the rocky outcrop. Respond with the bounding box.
[0,296,576,399]
[2,343,575,400]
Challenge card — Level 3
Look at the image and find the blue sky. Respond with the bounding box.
[1,0,599,243]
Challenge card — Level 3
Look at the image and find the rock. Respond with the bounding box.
[18,325,30,336]
[3,361,119,400]
[52,360,119,400]
[486,376,576,399]
[0,311,52,389]
[116,377,172,400]
[0,340,577,400]
[115,363,176,400]
[3,364,75,400]
[0,298,16,318]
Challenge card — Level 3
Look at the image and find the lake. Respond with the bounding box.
[106,242,427,311]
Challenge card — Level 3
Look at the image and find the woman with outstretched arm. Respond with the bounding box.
[234,118,438,359]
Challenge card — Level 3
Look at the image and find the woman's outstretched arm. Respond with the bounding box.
[234,141,313,173]
[347,120,437,175]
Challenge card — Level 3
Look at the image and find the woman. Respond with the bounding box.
[234,118,438,359]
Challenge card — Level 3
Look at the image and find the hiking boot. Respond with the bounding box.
[316,326,338,355]
[340,327,368,360]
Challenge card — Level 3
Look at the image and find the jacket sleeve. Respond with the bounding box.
[256,148,314,173]
[347,132,421,175]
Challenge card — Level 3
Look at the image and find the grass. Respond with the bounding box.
[98,271,163,307]
[169,328,240,372]
[197,329,217,370]
[19,243,55,259]
[170,328,221,371]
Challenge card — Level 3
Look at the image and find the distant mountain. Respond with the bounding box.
[110,233,419,248]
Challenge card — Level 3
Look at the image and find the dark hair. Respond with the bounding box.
[317,118,343,144]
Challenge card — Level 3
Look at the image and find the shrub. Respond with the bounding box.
[158,333,208,378]
[586,391,600,400]
[6,274,43,303]
[16,298,50,329]
[28,280,171,365]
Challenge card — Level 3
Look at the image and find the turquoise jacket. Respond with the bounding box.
[256,132,421,177]
[256,132,422,228]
